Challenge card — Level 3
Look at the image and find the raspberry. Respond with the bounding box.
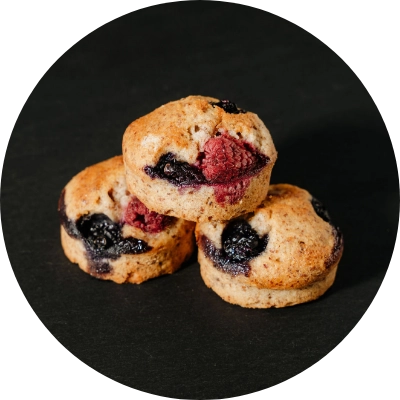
[213,179,251,205]
[124,196,173,233]
[201,133,257,182]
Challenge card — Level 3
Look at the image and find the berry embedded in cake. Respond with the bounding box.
[198,220,269,277]
[144,132,269,205]
[201,132,265,181]
[311,197,331,223]
[209,99,246,114]
[123,196,174,233]
[59,191,152,263]
[144,152,205,187]
[77,213,150,259]
[222,220,268,262]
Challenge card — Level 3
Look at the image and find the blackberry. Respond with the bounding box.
[91,262,112,275]
[199,220,268,276]
[78,214,119,250]
[311,197,331,223]
[144,152,205,187]
[76,213,150,259]
[199,235,251,276]
[222,220,268,262]
[210,99,247,114]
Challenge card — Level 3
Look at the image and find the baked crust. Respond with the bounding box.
[123,95,277,222]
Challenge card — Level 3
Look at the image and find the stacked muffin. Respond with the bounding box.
[59,95,343,308]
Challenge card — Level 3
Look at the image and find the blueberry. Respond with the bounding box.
[76,213,151,259]
[144,152,205,187]
[222,220,267,262]
[91,262,112,275]
[199,235,251,276]
[77,214,119,251]
[210,100,247,114]
[199,220,268,276]
[311,197,331,223]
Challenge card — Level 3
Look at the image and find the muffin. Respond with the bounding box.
[58,156,195,284]
[196,184,344,308]
[123,95,277,222]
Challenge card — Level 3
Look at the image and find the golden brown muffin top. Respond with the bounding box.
[123,95,277,170]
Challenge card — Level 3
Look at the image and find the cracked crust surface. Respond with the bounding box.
[59,156,195,284]
[196,184,344,308]
[122,95,277,222]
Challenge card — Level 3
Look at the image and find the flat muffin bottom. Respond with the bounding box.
[199,251,339,308]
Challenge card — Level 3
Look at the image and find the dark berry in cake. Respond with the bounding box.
[222,220,268,262]
[59,188,152,262]
[124,196,174,233]
[311,197,331,223]
[199,220,268,276]
[91,262,112,275]
[210,99,246,114]
[199,235,251,276]
[144,153,205,187]
[76,213,150,259]
[222,221,262,262]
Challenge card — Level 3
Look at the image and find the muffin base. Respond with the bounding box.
[199,250,339,308]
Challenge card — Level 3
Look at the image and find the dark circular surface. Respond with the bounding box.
[1,2,399,399]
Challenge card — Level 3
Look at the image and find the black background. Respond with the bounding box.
[1,2,399,399]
